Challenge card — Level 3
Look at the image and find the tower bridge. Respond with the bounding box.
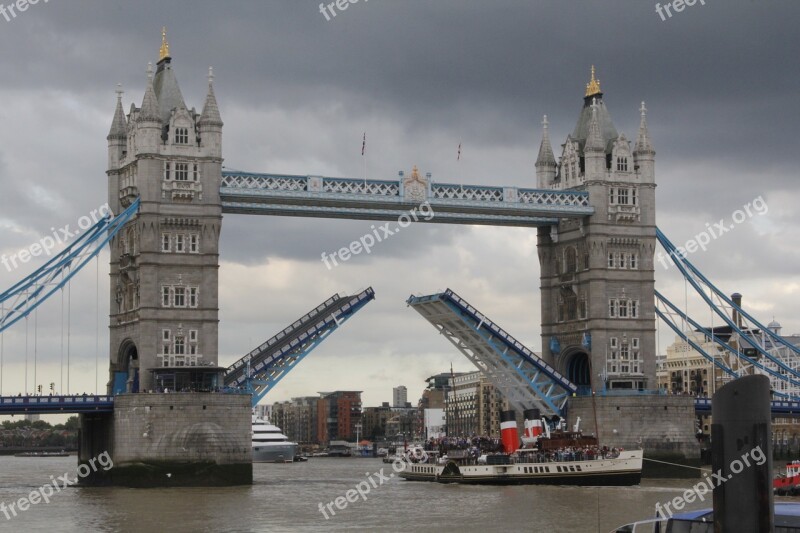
[1,34,796,484]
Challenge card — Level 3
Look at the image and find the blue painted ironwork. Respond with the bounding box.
[219,171,593,226]
[658,228,800,360]
[656,290,800,396]
[0,395,114,414]
[407,289,576,416]
[695,397,800,417]
[656,228,800,381]
[0,199,140,334]
[224,288,375,407]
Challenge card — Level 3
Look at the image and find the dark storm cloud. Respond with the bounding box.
[0,0,797,401]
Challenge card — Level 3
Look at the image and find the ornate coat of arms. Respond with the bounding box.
[403,166,428,203]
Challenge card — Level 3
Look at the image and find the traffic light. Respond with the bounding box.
[49,382,55,392]
[37,385,42,393]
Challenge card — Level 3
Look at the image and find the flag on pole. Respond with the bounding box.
[457,142,461,161]
[362,132,366,156]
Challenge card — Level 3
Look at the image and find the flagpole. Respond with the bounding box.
[458,142,463,198]
[362,132,367,192]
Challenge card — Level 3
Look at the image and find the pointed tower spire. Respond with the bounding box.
[159,27,171,62]
[635,101,655,154]
[585,98,605,152]
[108,84,127,139]
[535,115,557,188]
[536,115,556,165]
[199,66,223,127]
[585,65,602,98]
[139,62,161,122]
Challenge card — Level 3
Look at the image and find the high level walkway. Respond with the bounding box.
[219,171,593,227]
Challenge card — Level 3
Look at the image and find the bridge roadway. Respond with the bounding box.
[1,395,799,417]
[0,395,114,414]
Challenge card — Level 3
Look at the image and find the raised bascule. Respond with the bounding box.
[2,34,799,485]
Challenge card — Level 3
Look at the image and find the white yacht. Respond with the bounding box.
[252,417,299,463]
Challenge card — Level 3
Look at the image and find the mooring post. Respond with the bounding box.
[711,374,773,532]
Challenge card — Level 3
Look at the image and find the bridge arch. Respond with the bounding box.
[560,347,591,390]
[117,340,140,393]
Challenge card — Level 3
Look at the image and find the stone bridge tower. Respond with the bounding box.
[536,67,657,393]
[106,30,223,393]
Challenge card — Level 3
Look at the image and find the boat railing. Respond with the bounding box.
[425,450,623,466]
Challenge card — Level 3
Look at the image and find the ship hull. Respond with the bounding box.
[253,443,298,463]
[399,450,642,486]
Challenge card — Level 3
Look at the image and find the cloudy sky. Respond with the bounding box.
[0,0,797,410]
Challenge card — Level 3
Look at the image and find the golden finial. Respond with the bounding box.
[411,165,420,179]
[159,27,170,61]
[585,65,602,97]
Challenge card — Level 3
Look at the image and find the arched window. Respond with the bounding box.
[565,247,577,273]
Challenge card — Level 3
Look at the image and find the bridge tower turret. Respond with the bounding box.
[537,66,657,393]
[106,30,223,393]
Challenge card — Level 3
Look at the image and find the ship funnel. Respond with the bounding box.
[500,410,520,454]
[522,408,543,446]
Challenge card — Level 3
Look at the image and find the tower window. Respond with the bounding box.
[162,287,171,307]
[630,253,638,269]
[164,162,171,181]
[175,163,189,181]
[616,157,629,172]
[175,128,189,145]
[565,247,577,273]
[617,189,629,205]
[193,164,200,182]
[161,233,171,253]
[175,234,185,253]
[174,336,185,355]
[174,287,186,308]
[632,189,638,206]
[609,187,616,205]
[608,252,615,268]
[609,299,617,318]
[189,234,200,253]
[189,287,198,308]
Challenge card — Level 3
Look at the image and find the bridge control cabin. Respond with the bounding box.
[149,365,228,393]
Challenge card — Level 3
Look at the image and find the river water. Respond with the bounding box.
[0,456,732,532]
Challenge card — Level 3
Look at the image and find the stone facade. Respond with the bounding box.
[536,69,657,393]
[79,392,252,486]
[566,395,701,475]
[106,43,223,392]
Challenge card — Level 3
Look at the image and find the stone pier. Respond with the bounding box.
[566,395,701,477]
[79,393,252,487]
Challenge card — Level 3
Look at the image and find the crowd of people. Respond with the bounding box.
[423,436,504,455]
[416,436,622,464]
